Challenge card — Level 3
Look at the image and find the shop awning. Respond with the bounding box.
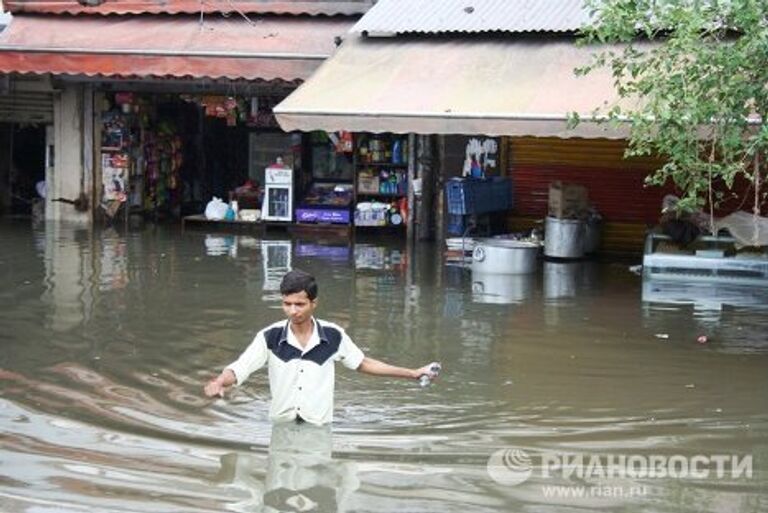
[274,35,635,138]
[0,15,355,81]
[3,1,375,16]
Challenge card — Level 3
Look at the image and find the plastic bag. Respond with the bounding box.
[714,211,768,248]
[204,197,229,220]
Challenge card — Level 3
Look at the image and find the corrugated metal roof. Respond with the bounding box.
[4,0,374,16]
[0,14,353,80]
[352,0,591,35]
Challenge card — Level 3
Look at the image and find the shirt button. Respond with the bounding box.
[298,386,303,390]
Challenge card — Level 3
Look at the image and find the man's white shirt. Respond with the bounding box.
[226,318,365,425]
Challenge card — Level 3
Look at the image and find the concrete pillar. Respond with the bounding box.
[82,84,95,214]
[49,84,91,224]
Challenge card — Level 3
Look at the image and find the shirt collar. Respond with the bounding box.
[279,318,328,345]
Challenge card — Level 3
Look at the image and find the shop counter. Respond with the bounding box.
[182,215,287,234]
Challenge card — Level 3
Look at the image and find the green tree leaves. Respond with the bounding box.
[575,0,768,219]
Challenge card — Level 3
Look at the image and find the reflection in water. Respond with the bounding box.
[262,240,293,295]
[471,271,535,305]
[217,422,358,513]
[205,234,237,257]
[543,261,598,301]
[642,276,768,312]
[296,241,350,264]
[354,244,406,271]
[544,261,580,300]
[98,228,129,291]
[1,222,767,513]
[42,224,95,332]
[642,276,768,353]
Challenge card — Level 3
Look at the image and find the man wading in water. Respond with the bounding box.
[204,270,439,425]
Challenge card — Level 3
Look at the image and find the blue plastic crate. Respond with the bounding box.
[445,178,512,215]
[446,180,470,215]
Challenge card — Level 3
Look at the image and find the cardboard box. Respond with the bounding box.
[548,181,588,219]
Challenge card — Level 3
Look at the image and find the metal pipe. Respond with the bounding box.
[273,109,612,121]
[0,45,329,60]
[275,109,765,126]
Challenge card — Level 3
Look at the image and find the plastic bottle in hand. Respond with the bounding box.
[419,362,442,387]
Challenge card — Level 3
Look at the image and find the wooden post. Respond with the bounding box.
[416,134,435,241]
[436,134,446,241]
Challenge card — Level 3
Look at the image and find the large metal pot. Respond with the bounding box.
[471,239,539,274]
[544,216,585,259]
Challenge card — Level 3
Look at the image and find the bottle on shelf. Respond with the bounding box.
[355,136,411,229]
[389,203,403,226]
[392,139,402,165]
[369,136,384,163]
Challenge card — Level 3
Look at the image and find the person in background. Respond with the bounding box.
[204,269,439,425]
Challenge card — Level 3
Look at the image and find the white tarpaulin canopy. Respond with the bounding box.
[274,35,634,138]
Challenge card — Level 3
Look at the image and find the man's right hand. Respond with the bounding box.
[204,369,235,398]
[204,379,226,398]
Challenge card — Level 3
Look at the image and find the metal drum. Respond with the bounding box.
[544,216,585,259]
[471,239,539,274]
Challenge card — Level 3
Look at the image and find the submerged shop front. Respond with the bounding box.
[95,87,300,220]
[96,86,413,235]
[0,13,361,225]
[167,102,415,234]
[274,30,675,251]
[293,131,411,231]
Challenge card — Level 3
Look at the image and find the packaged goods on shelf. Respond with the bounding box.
[354,202,389,226]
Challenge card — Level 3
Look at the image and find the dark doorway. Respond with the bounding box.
[10,124,46,215]
[203,116,250,202]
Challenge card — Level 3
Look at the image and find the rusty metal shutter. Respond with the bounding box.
[506,137,672,253]
[508,137,667,224]
[0,89,54,124]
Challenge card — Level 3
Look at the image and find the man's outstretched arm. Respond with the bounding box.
[204,332,269,398]
[357,357,438,381]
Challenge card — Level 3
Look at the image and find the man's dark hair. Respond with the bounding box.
[280,270,318,300]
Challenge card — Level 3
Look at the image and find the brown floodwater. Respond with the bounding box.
[1,220,766,513]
